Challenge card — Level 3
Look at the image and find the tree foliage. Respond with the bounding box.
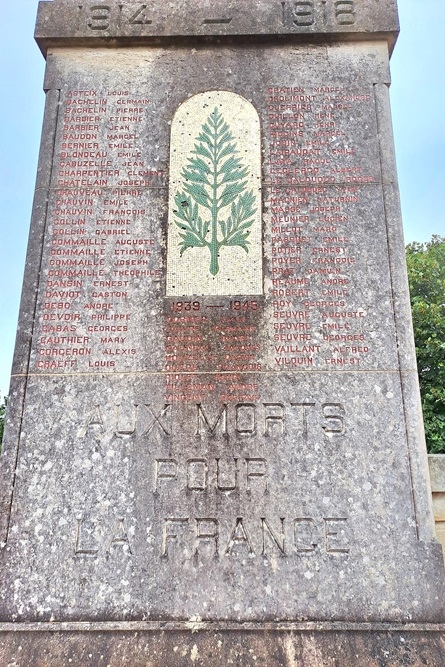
[406,235,445,453]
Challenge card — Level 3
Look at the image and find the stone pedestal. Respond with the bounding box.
[429,455,445,561]
[1,1,444,664]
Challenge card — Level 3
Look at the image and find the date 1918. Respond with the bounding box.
[282,1,356,27]
[78,1,356,33]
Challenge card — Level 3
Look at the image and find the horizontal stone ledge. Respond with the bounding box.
[35,0,399,55]
[1,621,445,633]
[11,369,420,379]
[2,624,444,666]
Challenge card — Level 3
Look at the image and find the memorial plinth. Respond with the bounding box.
[1,1,444,664]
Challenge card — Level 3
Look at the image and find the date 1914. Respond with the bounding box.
[75,1,357,33]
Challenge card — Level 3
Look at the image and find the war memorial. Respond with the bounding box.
[0,0,444,664]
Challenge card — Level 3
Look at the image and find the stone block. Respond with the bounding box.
[1,1,444,663]
[35,0,399,54]
[429,455,445,562]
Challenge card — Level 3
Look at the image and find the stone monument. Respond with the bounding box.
[1,0,444,664]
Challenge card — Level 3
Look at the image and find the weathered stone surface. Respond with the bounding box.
[1,0,444,663]
[1,372,444,622]
[429,455,445,561]
[35,0,399,53]
[429,455,445,493]
[1,624,445,666]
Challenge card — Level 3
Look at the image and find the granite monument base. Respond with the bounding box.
[1,623,445,666]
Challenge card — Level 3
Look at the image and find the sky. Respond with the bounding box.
[0,0,444,398]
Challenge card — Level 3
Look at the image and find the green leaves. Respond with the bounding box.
[221,192,257,253]
[173,193,208,256]
[219,156,249,183]
[184,182,211,209]
[172,106,256,275]
[219,182,248,209]
[406,235,445,453]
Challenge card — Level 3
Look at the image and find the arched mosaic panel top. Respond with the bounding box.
[166,91,262,296]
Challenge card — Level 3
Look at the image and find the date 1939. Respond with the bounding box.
[170,301,259,313]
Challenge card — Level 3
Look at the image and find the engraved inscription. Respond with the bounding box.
[154,458,268,494]
[292,1,315,27]
[262,517,285,554]
[196,404,228,437]
[70,1,361,36]
[139,404,171,437]
[334,0,355,25]
[88,5,111,30]
[154,459,178,491]
[281,0,357,28]
[128,4,152,25]
[162,518,189,557]
[324,517,350,553]
[74,516,132,556]
[202,18,233,25]
[73,513,350,560]
[161,516,350,558]
[294,518,317,552]
[32,78,381,373]
[86,3,154,30]
[226,518,255,555]
[322,402,345,434]
[78,400,347,441]
[195,518,219,556]
[74,517,99,556]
